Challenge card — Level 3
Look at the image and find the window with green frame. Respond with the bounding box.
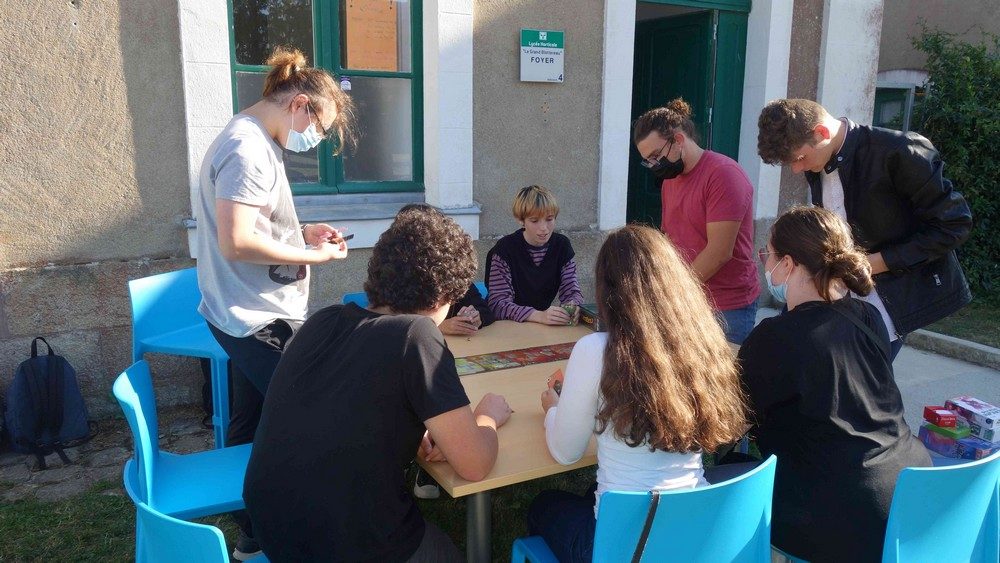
[228,0,423,195]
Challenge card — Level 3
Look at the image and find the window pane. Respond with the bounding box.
[233,0,314,66]
[235,71,319,184]
[342,77,412,181]
[340,0,411,72]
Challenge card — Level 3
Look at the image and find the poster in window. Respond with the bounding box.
[343,1,398,71]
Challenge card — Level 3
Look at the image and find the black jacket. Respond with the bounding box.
[806,120,973,335]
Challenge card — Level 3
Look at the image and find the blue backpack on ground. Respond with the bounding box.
[4,337,95,468]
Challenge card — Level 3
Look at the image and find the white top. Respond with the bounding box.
[821,169,899,340]
[195,114,309,337]
[544,332,706,517]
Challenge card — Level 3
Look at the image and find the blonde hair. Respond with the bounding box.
[595,225,748,453]
[262,46,357,154]
[512,185,559,221]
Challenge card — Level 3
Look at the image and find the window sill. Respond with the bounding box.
[184,193,481,256]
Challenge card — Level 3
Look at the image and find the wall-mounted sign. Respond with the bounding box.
[520,29,564,83]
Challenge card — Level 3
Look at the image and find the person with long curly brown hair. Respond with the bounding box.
[526,224,748,562]
[740,206,930,562]
[243,206,512,562]
[632,98,760,344]
[194,45,357,558]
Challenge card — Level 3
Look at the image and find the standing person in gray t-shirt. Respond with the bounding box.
[195,45,355,561]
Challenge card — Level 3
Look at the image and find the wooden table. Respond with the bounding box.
[427,321,597,562]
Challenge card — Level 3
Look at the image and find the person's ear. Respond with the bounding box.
[814,123,832,142]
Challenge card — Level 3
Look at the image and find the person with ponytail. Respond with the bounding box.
[632,99,760,344]
[194,46,356,559]
[527,224,749,563]
[739,206,930,562]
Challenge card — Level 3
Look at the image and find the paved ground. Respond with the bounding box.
[1,320,997,504]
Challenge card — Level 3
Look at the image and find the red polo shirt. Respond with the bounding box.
[660,150,760,311]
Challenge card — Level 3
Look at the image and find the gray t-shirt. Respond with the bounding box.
[196,114,308,337]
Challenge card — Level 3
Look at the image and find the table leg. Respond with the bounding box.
[466,491,492,563]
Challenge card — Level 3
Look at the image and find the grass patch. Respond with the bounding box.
[926,300,1000,349]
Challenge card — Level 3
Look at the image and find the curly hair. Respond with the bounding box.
[595,225,747,453]
[770,206,874,300]
[364,205,477,313]
[757,99,827,165]
[632,98,700,145]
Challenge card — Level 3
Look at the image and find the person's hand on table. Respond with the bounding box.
[528,306,572,326]
[540,388,560,413]
[474,392,512,428]
[419,430,447,462]
[439,306,481,335]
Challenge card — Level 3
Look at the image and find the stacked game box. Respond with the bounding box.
[579,303,603,332]
[917,398,1000,460]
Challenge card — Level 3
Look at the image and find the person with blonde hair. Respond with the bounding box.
[632,98,760,344]
[486,185,584,325]
[195,46,356,559]
[740,206,930,562]
[527,224,749,562]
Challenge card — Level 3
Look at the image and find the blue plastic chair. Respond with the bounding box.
[342,291,369,307]
[113,361,252,520]
[130,493,268,562]
[882,449,1000,562]
[511,455,777,562]
[129,268,230,447]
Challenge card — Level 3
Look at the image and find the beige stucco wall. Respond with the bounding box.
[472,0,604,238]
[879,0,1000,72]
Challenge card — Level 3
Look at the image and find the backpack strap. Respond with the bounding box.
[45,354,71,465]
[30,337,54,358]
[20,360,50,469]
[828,301,891,361]
[631,490,660,563]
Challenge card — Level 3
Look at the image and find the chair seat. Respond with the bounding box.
[138,324,227,361]
[125,443,253,520]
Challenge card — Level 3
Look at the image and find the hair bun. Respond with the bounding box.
[265,46,308,71]
[666,98,693,119]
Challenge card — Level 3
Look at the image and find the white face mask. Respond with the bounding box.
[285,105,324,153]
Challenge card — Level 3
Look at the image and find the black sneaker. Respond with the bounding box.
[413,467,441,499]
[232,528,262,561]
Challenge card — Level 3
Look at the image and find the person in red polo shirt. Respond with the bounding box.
[633,98,760,344]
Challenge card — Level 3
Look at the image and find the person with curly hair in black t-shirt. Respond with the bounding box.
[243,206,512,562]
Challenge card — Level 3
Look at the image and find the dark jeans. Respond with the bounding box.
[527,483,599,563]
[719,300,758,345]
[208,319,301,537]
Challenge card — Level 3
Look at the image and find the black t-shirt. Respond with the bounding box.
[243,303,470,562]
[738,297,930,563]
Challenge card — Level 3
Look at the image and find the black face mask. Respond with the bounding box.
[649,152,684,180]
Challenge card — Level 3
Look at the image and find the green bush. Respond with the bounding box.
[911,25,1000,302]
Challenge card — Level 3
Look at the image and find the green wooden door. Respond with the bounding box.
[628,11,713,227]
[626,7,748,227]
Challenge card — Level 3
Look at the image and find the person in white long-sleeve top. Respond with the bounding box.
[528,224,750,563]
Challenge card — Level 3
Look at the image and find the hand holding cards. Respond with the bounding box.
[547,368,564,396]
[560,303,580,326]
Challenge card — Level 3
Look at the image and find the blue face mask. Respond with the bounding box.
[285,105,324,153]
[765,259,788,303]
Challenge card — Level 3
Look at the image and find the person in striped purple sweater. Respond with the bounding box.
[486,185,585,325]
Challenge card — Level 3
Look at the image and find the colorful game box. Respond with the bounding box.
[955,436,1000,460]
[919,423,958,457]
[944,396,1000,441]
[923,405,957,428]
[579,303,603,332]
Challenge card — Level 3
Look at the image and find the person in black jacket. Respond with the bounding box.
[757,99,972,360]
[741,206,930,563]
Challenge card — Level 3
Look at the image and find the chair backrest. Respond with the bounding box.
[113,360,161,504]
[474,281,488,298]
[128,268,205,350]
[593,455,777,562]
[342,291,369,307]
[882,450,1000,562]
[134,497,229,563]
